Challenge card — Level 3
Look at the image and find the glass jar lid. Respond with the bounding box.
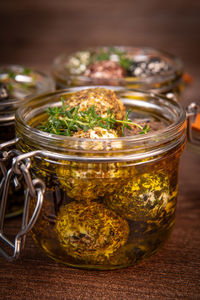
[52,47,183,93]
[0,65,55,124]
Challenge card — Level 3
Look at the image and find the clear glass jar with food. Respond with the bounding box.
[0,65,55,217]
[52,46,184,99]
[0,87,186,269]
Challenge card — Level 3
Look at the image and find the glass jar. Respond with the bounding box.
[0,87,186,269]
[0,65,55,217]
[52,47,184,99]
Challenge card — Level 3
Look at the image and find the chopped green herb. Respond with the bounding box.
[95,51,110,62]
[23,68,32,75]
[92,47,133,70]
[8,71,16,79]
[139,124,150,134]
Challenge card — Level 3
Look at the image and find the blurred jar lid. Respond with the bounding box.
[0,65,55,124]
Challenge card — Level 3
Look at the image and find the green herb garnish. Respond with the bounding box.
[95,51,110,62]
[0,68,35,93]
[93,47,133,70]
[39,98,150,137]
[8,71,16,79]
[139,124,150,135]
[23,68,32,75]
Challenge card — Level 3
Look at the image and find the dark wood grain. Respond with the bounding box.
[0,1,200,299]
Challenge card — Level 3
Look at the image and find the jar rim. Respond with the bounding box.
[15,86,186,161]
[52,46,184,90]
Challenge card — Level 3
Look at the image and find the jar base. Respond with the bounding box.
[32,230,173,270]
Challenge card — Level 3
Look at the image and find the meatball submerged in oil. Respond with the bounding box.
[55,202,129,264]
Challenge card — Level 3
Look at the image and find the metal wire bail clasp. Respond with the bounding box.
[0,141,45,261]
[186,102,200,146]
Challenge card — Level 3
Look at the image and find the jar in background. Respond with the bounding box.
[0,65,55,217]
[52,47,184,99]
[0,87,186,269]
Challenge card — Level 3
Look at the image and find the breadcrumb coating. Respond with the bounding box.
[66,88,125,120]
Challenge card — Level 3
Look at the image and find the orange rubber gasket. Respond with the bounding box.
[192,113,200,132]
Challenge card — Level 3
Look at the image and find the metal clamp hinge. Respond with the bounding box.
[0,145,45,261]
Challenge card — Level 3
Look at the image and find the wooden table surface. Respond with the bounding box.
[0,1,200,299]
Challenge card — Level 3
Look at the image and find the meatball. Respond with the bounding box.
[55,201,130,264]
[104,172,170,221]
[73,126,118,139]
[55,123,130,201]
[72,126,120,151]
[56,161,132,201]
[65,88,125,120]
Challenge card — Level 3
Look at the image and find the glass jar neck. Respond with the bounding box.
[15,87,186,163]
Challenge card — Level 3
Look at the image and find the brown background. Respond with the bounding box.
[0,1,200,299]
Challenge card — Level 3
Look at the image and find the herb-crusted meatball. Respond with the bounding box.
[72,126,120,151]
[105,172,170,221]
[55,201,130,264]
[73,126,118,139]
[56,161,132,201]
[66,88,125,120]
